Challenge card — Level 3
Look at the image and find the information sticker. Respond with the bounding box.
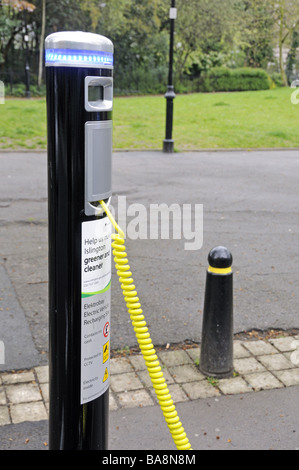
[81,217,111,404]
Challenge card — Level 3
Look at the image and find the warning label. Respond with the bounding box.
[103,368,109,383]
[103,341,109,363]
[80,218,111,405]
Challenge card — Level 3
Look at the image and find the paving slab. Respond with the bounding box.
[0,335,298,426]
[0,334,297,450]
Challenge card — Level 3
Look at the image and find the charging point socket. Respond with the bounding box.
[85,76,113,112]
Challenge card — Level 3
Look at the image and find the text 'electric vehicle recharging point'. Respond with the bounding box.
[45,31,113,450]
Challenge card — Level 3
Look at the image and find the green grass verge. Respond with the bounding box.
[0,98,47,150]
[0,87,298,150]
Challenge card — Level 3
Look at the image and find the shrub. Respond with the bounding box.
[269,72,284,88]
[114,62,168,96]
[4,82,46,97]
[198,67,272,92]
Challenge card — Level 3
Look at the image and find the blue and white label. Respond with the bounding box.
[81,218,111,404]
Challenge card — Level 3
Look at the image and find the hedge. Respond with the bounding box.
[198,67,273,92]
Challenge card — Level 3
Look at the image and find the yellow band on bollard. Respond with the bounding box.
[208,266,232,275]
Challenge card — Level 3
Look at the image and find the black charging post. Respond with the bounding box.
[45,31,114,450]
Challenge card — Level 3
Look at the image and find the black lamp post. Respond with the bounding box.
[163,0,176,153]
[23,11,30,98]
[24,40,30,98]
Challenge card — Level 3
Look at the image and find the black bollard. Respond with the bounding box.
[199,246,234,379]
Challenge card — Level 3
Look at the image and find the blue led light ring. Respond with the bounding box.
[45,48,113,68]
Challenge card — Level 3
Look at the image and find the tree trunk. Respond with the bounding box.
[279,1,288,87]
[38,0,46,88]
[279,42,288,86]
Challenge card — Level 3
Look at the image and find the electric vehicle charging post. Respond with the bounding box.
[45,31,113,450]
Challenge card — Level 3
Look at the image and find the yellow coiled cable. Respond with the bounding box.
[99,200,192,451]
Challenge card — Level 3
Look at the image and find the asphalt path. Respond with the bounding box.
[0,149,298,371]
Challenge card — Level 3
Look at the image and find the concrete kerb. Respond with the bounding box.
[0,332,299,428]
[1,147,299,154]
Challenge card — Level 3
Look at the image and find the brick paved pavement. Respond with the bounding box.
[1,334,298,428]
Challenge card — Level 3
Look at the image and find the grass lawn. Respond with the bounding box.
[0,98,47,150]
[0,87,298,150]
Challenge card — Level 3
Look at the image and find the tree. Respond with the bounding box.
[31,0,89,85]
[286,30,299,83]
[271,0,299,86]
[240,0,275,69]
[0,0,35,70]
[80,0,103,32]
[174,0,241,80]
[42,0,88,35]
[78,0,169,92]
[37,0,45,87]
[2,0,35,10]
